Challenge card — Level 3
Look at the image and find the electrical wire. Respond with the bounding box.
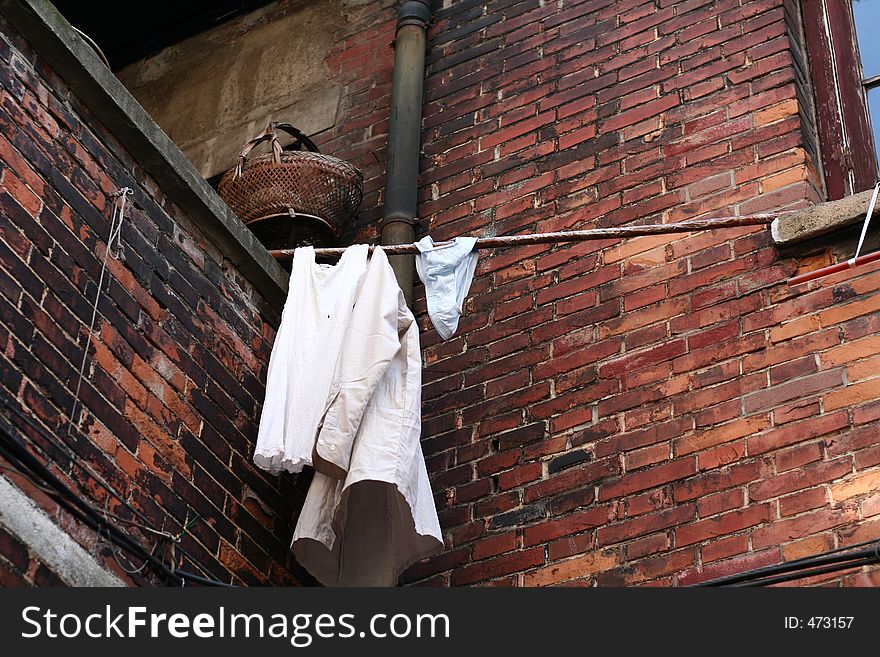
[68,188,131,437]
[695,541,880,587]
[0,416,234,587]
[2,398,223,582]
[730,557,878,587]
[0,436,229,587]
[0,190,239,587]
[0,432,174,584]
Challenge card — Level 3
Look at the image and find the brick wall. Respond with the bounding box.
[0,0,406,587]
[0,15,308,586]
[0,526,64,585]
[319,4,397,242]
[2,0,879,589]
[405,0,880,586]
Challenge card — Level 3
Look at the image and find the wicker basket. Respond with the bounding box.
[218,122,363,245]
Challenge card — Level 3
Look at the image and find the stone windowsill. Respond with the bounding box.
[771,187,875,246]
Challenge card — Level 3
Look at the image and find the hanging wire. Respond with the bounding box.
[0,417,233,587]
[103,527,153,576]
[15,185,221,581]
[71,26,112,69]
[789,181,880,285]
[3,398,223,583]
[67,188,132,437]
[850,180,880,265]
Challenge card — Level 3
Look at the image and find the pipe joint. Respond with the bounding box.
[397,1,430,29]
[380,215,421,231]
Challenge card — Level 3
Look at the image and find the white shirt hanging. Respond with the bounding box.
[292,246,442,586]
[253,244,369,474]
[254,244,442,586]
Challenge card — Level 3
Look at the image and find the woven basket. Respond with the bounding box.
[218,122,363,244]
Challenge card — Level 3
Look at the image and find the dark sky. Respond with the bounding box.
[50,1,276,70]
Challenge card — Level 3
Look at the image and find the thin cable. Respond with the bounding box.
[849,180,880,264]
[3,399,221,582]
[67,188,132,437]
[0,441,229,586]
[695,542,880,586]
[0,422,233,587]
[104,528,152,576]
[71,26,112,69]
[98,494,159,576]
[732,556,878,587]
[0,435,166,581]
[781,536,880,566]
[791,182,880,285]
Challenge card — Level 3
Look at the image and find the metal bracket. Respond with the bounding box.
[380,215,421,231]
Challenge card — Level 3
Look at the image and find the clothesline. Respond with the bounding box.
[268,214,781,259]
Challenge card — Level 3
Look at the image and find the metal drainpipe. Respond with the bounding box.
[381,0,431,308]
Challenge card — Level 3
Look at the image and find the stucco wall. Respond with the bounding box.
[117,0,391,180]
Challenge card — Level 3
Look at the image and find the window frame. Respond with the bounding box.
[802,0,878,200]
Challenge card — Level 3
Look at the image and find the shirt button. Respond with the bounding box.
[318,439,325,445]
[328,444,336,451]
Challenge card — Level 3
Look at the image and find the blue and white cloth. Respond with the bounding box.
[414,235,479,340]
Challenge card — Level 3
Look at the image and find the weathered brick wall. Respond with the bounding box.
[3,0,878,589]
[318,3,397,242]
[0,525,64,585]
[0,0,404,587]
[404,0,880,586]
[0,16,308,585]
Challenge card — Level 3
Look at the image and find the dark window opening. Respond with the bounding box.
[50,1,276,70]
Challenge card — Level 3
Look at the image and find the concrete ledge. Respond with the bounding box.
[771,188,874,245]
[0,0,288,305]
[0,474,125,586]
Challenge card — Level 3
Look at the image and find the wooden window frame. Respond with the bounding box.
[802,0,878,200]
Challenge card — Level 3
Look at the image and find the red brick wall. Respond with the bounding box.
[319,8,397,242]
[3,0,878,589]
[0,0,405,587]
[404,0,880,586]
[0,525,66,586]
[0,15,308,586]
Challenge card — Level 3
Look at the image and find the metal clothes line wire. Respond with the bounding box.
[68,187,132,436]
[267,214,782,260]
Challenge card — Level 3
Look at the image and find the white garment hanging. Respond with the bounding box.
[253,244,369,474]
[415,235,478,340]
[292,246,442,586]
[254,244,441,585]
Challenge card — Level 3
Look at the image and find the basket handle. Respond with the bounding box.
[232,122,320,180]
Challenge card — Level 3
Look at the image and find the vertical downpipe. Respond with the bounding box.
[381,0,431,308]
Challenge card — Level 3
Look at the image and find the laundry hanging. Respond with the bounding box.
[414,235,479,340]
[254,212,789,583]
[254,244,442,586]
[254,244,370,474]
